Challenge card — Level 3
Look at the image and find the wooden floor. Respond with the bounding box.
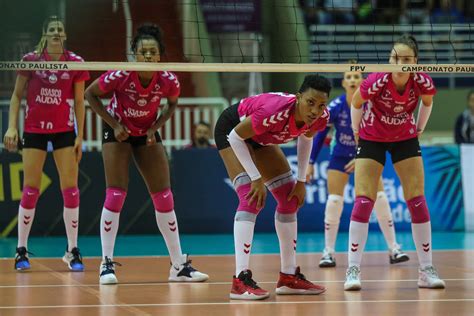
[1,251,474,315]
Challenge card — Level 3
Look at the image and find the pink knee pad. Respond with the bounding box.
[104,187,127,213]
[151,188,174,213]
[270,181,298,214]
[407,195,430,223]
[20,186,40,209]
[235,182,261,214]
[62,187,80,208]
[350,196,375,223]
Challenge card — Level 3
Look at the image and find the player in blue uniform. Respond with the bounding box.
[307,68,409,267]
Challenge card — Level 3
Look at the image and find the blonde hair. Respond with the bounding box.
[35,15,63,57]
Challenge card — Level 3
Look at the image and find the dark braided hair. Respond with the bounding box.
[131,23,165,54]
[298,74,332,95]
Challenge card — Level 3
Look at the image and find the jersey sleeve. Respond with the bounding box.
[68,53,90,83]
[413,73,437,96]
[17,52,36,78]
[359,73,387,100]
[162,71,181,98]
[98,70,123,93]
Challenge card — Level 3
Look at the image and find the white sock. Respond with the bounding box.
[100,207,120,260]
[324,194,344,251]
[234,218,255,276]
[18,206,36,249]
[63,206,79,251]
[275,213,297,274]
[155,210,183,266]
[374,191,398,250]
[348,221,369,267]
[412,222,432,268]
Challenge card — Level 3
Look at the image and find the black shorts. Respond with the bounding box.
[22,131,76,151]
[102,123,162,148]
[214,103,264,150]
[356,137,422,166]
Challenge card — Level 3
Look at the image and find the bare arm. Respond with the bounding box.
[416,94,434,135]
[85,78,129,142]
[84,78,121,129]
[74,81,85,139]
[3,75,28,151]
[8,75,28,129]
[148,95,179,132]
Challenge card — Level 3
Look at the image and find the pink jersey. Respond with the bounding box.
[98,70,180,136]
[18,50,89,134]
[358,72,436,142]
[237,92,329,145]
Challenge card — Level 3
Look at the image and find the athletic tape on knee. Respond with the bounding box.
[350,196,375,223]
[233,173,260,214]
[268,173,298,214]
[325,194,344,225]
[374,191,392,220]
[407,195,430,223]
[20,186,40,209]
[275,212,296,223]
[151,188,174,213]
[235,211,257,223]
[62,187,80,208]
[104,187,127,213]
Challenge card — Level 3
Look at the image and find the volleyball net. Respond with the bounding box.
[0,1,474,73]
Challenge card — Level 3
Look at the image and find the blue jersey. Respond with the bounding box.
[309,94,357,163]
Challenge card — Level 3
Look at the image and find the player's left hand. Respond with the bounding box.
[288,181,306,209]
[146,129,157,146]
[74,137,83,163]
[417,129,423,137]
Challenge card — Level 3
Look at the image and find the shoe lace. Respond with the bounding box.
[182,259,197,272]
[16,248,34,260]
[241,273,260,289]
[423,266,439,278]
[102,257,122,271]
[70,248,83,263]
[346,266,360,280]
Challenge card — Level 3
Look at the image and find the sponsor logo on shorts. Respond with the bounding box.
[61,72,70,80]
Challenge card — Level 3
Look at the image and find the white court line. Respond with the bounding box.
[1,298,474,309]
[1,249,473,260]
[1,278,473,289]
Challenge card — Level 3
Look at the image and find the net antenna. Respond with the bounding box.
[248,33,263,96]
[113,0,133,62]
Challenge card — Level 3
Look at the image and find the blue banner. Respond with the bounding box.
[171,145,464,233]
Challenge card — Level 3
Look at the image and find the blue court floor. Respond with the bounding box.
[1,231,473,258]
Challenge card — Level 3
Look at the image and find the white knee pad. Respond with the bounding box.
[374,191,393,220]
[325,194,344,224]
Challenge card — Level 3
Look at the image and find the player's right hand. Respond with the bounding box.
[247,178,266,210]
[113,124,130,142]
[306,164,314,183]
[3,127,18,152]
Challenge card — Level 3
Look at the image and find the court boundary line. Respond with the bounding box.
[0,278,473,289]
[1,298,474,309]
[1,249,472,260]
